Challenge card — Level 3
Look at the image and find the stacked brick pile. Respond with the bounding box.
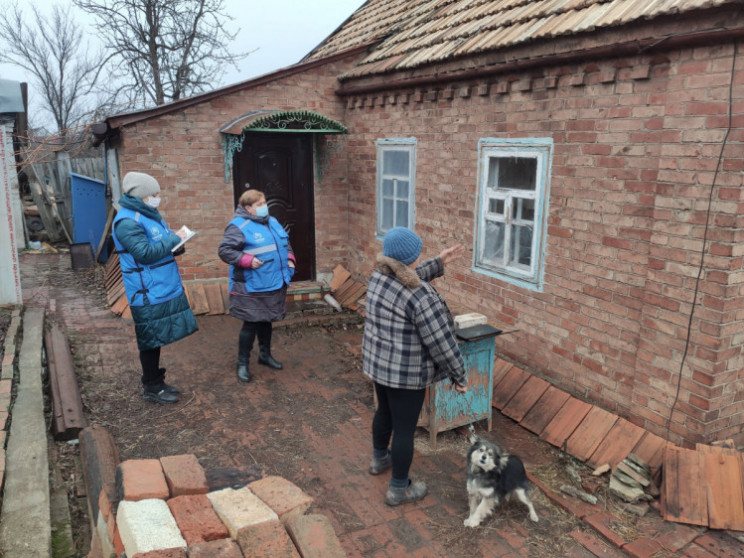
[85,441,345,557]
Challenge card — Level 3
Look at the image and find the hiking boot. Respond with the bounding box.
[369,453,392,475]
[142,385,179,404]
[385,480,427,506]
[258,352,283,369]
[237,362,251,383]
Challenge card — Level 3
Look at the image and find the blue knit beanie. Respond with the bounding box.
[383,227,423,265]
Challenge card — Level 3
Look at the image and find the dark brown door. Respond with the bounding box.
[232,132,315,281]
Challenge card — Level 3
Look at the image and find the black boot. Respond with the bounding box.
[158,367,180,394]
[142,384,179,404]
[258,350,283,370]
[237,360,251,382]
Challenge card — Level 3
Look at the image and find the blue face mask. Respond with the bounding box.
[255,205,269,218]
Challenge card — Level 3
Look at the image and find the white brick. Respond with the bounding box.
[117,499,186,556]
[206,486,279,538]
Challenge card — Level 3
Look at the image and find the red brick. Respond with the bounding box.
[160,454,208,496]
[131,549,188,558]
[284,514,345,558]
[187,538,243,558]
[167,494,228,544]
[248,476,313,521]
[569,529,625,557]
[235,519,300,558]
[117,459,169,501]
[621,537,663,558]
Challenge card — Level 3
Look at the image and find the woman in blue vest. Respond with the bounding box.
[218,189,295,383]
[112,172,198,404]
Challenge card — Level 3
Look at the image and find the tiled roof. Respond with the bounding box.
[304,0,740,79]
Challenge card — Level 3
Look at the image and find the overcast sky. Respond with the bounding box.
[0,0,366,125]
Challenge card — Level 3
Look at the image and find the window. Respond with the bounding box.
[475,138,553,290]
[376,139,416,237]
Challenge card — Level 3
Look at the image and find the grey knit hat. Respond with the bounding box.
[383,227,423,265]
[122,172,161,199]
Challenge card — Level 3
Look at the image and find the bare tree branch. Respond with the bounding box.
[0,2,111,134]
[74,0,249,108]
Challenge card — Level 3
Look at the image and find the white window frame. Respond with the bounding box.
[474,138,553,291]
[376,138,416,238]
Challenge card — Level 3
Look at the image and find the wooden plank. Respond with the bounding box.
[501,375,550,423]
[705,452,744,530]
[186,283,210,315]
[565,406,618,462]
[333,279,358,303]
[491,366,531,410]
[520,385,571,435]
[540,396,592,449]
[491,358,513,386]
[631,431,668,475]
[342,283,367,308]
[329,265,351,292]
[697,443,738,456]
[220,282,230,312]
[110,295,129,316]
[121,305,132,320]
[586,417,646,469]
[203,283,225,315]
[662,446,708,526]
[106,282,125,307]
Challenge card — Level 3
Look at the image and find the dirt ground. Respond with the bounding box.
[13,251,727,557]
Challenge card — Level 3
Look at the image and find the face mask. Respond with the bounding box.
[145,196,161,209]
[255,205,269,218]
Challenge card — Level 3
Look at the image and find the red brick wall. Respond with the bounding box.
[116,56,356,284]
[339,43,744,447]
[115,42,744,447]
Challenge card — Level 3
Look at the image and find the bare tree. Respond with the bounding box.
[74,0,248,108]
[0,2,110,135]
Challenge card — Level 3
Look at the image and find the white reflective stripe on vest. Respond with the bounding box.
[243,244,278,256]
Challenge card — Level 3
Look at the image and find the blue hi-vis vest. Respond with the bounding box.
[229,216,292,292]
[112,208,184,307]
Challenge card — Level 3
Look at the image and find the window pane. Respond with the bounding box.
[497,157,536,191]
[512,197,535,222]
[510,224,533,267]
[396,180,409,198]
[482,220,505,265]
[382,179,394,197]
[488,198,504,215]
[395,201,409,227]
[486,158,499,190]
[383,150,409,175]
[382,199,394,230]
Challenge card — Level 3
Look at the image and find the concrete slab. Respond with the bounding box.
[0,306,51,557]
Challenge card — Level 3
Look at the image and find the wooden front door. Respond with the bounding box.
[232,132,315,281]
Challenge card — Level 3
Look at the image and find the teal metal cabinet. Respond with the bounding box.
[418,334,496,448]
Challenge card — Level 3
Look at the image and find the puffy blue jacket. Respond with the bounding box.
[113,207,183,306]
[227,216,294,292]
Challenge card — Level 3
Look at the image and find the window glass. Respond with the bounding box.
[376,140,416,237]
[475,139,552,290]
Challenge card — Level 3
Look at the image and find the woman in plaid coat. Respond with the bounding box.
[362,227,468,506]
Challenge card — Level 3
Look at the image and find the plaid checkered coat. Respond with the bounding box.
[362,254,467,390]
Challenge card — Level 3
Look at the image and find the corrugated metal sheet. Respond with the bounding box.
[303,0,741,79]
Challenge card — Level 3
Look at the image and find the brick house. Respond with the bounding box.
[93,0,744,447]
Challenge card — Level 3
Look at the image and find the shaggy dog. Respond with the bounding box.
[464,438,539,526]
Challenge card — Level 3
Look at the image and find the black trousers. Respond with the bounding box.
[238,321,272,362]
[372,382,427,482]
[139,347,162,387]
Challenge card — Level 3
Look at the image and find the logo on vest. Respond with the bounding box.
[150,226,163,242]
[253,232,265,243]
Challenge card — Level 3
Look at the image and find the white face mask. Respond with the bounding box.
[144,196,161,209]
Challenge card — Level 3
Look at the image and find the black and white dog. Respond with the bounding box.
[464,437,539,526]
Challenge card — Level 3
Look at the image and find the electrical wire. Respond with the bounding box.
[664,40,738,440]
